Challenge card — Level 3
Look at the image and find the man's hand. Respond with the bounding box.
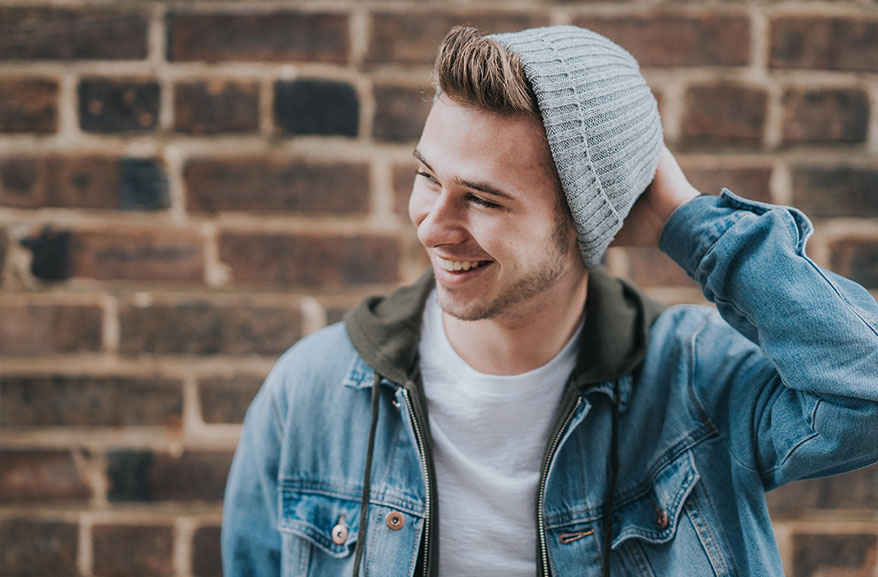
[612,145,700,247]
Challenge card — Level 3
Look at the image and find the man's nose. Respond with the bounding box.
[415,192,468,248]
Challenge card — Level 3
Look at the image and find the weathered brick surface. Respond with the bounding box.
[79,78,160,133]
[767,464,878,513]
[829,239,878,289]
[107,450,233,502]
[626,248,695,287]
[0,375,183,427]
[680,165,773,203]
[0,303,102,356]
[219,232,401,287]
[118,300,302,356]
[393,161,417,215]
[0,78,58,133]
[192,525,222,577]
[185,158,369,214]
[0,518,79,576]
[66,229,203,283]
[792,533,878,577]
[275,79,359,137]
[367,12,549,64]
[198,374,264,424]
[681,83,767,146]
[167,11,349,63]
[174,80,260,135]
[21,228,202,283]
[573,13,750,67]
[0,450,91,502]
[92,524,174,577]
[373,83,432,143]
[770,17,878,72]
[0,7,147,61]
[791,167,878,218]
[781,87,869,145]
[0,156,168,210]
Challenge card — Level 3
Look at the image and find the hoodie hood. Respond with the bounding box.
[343,267,664,394]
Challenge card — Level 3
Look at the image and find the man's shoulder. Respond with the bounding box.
[262,321,361,406]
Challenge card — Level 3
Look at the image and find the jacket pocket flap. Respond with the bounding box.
[278,489,360,558]
[612,450,700,548]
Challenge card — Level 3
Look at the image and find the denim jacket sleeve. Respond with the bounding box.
[221,368,285,576]
[659,189,878,490]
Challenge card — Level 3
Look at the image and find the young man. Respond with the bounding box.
[222,26,878,577]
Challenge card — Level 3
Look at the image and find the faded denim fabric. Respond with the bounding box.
[223,190,878,577]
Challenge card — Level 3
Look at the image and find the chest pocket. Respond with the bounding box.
[612,451,734,577]
[278,487,423,577]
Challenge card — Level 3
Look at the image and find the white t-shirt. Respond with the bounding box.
[418,289,582,576]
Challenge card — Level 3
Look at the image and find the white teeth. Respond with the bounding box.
[438,257,483,272]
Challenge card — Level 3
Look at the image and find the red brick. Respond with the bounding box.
[791,167,878,218]
[118,299,302,356]
[781,87,869,145]
[678,164,773,203]
[373,83,432,143]
[185,157,369,214]
[0,375,182,427]
[199,374,264,424]
[767,464,878,514]
[829,238,878,289]
[770,16,878,72]
[681,83,767,146]
[106,450,233,502]
[219,232,401,287]
[0,156,168,210]
[626,247,695,287]
[0,78,58,133]
[192,525,222,577]
[65,229,204,283]
[0,450,91,502]
[792,533,877,577]
[167,11,349,63]
[79,78,159,133]
[573,13,750,67]
[393,161,417,216]
[174,80,260,135]
[0,519,78,576]
[367,12,550,65]
[93,524,174,577]
[0,303,102,356]
[0,7,148,60]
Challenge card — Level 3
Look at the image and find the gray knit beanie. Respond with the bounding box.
[490,26,663,267]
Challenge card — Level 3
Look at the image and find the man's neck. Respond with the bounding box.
[442,272,589,375]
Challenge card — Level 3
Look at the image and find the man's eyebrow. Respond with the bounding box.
[412,149,515,201]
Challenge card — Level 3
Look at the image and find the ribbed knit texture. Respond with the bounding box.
[491,26,663,267]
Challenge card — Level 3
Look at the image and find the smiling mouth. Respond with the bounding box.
[436,257,490,272]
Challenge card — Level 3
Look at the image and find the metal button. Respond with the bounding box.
[656,508,669,530]
[385,511,405,531]
[331,515,348,545]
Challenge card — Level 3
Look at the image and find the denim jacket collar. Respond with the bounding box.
[343,267,663,411]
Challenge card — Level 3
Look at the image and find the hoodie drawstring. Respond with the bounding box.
[352,372,382,577]
[600,379,621,577]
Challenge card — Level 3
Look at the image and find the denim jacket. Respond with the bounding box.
[222,191,878,576]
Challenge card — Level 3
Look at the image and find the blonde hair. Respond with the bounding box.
[432,26,538,116]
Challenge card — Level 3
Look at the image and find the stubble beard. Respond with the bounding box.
[438,206,574,322]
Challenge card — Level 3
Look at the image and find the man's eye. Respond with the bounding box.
[416,171,438,184]
[468,194,500,209]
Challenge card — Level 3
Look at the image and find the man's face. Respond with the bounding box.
[409,95,585,322]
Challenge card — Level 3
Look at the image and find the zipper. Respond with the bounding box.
[402,388,433,577]
[537,396,583,577]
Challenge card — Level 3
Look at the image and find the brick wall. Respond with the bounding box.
[0,2,876,576]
